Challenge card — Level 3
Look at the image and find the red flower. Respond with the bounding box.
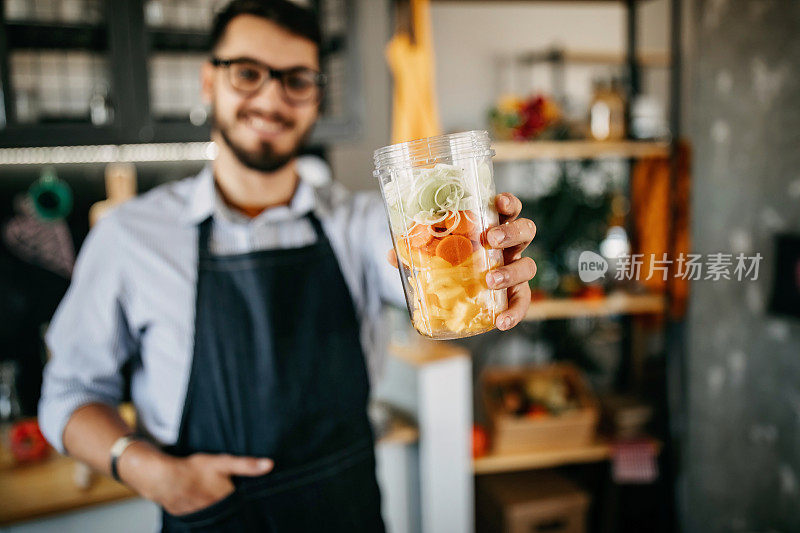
[513,96,549,140]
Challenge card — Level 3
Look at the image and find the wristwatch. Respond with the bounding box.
[109,434,140,482]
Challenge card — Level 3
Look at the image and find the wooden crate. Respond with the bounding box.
[477,471,590,533]
[482,364,599,455]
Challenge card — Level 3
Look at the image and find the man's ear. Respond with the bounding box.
[201,61,215,105]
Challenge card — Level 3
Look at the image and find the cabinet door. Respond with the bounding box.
[0,0,123,147]
[0,0,363,148]
[137,0,215,143]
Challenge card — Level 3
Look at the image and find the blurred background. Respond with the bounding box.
[0,0,798,532]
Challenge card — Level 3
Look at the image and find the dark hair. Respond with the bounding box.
[209,0,322,53]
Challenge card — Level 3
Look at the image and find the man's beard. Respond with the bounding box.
[214,112,313,173]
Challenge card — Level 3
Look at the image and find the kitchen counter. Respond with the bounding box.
[0,335,447,527]
[0,415,419,526]
[0,450,134,526]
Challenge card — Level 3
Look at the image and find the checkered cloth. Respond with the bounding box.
[611,439,659,484]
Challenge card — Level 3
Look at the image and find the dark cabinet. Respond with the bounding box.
[0,0,361,147]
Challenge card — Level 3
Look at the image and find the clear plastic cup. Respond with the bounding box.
[373,130,508,340]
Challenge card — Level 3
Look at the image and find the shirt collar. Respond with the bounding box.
[182,157,329,226]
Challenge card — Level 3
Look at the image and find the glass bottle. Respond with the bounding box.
[0,362,22,467]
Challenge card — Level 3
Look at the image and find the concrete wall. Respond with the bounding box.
[685,1,800,531]
[327,0,392,192]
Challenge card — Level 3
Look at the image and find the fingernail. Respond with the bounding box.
[499,316,512,330]
[500,196,510,209]
[489,228,505,245]
[488,271,505,286]
[258,459,273,470]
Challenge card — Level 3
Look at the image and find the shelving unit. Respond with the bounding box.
[470,0,685,530]
[473,438,661,475]
[492,140,670,161]
[516,48,671,69]
[525,292,665,321]
[474,441,612,475]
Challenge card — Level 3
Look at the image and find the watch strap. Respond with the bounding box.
[109,434,139,482]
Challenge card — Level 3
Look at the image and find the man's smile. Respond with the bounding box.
[242,113,291,140]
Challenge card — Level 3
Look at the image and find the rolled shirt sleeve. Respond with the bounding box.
[39,215,137,454]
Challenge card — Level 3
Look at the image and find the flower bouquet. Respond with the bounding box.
[489,94,565,141]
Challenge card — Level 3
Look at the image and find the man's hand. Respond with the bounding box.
[484,193,536,331]
[386,193,536,331]
[119,443,273,516]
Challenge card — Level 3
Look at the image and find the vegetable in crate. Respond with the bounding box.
[472,424,490,458]
[493,374,579,418]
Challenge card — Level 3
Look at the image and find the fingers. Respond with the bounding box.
[214,454,273,476]
[496,281,532,331]
[486,257,537,290]
[496,193,522,223]
[486,218,536,251]
[387,249,398,268]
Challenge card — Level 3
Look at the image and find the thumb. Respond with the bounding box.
[215,454,274,476]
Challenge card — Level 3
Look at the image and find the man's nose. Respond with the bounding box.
[249,76,286,110]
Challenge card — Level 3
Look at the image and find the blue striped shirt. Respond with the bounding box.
[39,158,405,454]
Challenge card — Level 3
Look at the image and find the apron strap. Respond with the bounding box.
[197,216,213,254]
[305,210,327,243]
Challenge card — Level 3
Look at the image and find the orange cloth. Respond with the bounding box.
[385,0,442,143]
[631,142,691,319]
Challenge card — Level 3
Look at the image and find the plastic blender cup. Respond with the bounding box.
[373,130,508,340]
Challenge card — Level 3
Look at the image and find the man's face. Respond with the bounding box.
[202,15,320,172]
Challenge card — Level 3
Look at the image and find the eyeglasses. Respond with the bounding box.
[210,57,326,105]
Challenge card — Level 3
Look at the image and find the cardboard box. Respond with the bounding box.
[477,471,591,533]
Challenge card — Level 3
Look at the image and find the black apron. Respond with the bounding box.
[161,212,385,533]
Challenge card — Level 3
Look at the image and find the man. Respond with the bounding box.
[39,1,537,531]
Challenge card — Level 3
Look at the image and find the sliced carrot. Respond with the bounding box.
[407,224,433,248]
[444,211,477,237]
[435,234,473,265]
[424,236,442,257]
